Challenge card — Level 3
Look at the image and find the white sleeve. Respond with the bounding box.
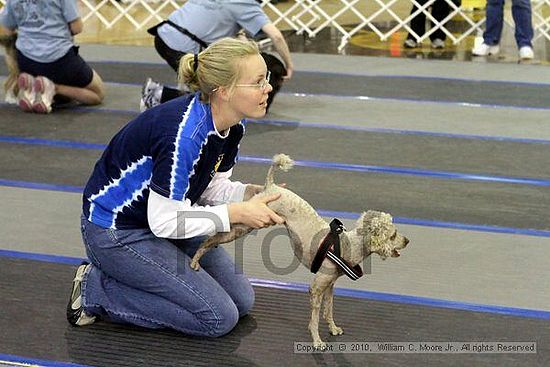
[147,190,231,239]
[198,168,247,206]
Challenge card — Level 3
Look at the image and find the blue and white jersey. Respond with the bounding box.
[83,93,244,230]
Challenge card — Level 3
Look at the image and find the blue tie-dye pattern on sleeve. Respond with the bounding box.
[88,156,153,228]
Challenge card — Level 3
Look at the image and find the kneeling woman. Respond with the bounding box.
[67,38,284,337]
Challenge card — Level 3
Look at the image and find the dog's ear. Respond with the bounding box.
[356,211,392,235]
[358,211,394,259]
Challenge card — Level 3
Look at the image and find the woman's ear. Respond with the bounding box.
[215,85,233,102]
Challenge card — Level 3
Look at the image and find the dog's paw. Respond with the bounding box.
[189,259,201,271]
[329,325,343,336]
[313,340,327,350]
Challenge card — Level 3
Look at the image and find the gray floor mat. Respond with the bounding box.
[1,141,549,230]
[2,60,550,108]
[2,107,549,179]
[1,257,549,367]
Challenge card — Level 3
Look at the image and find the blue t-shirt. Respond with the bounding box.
[157,0,270,53]
[0,0,79,62]
[83,93,245,230]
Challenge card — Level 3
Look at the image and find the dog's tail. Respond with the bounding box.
[0,34,19,98]
[265,154,294,188]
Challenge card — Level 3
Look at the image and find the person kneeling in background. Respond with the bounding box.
[0,0,104,113]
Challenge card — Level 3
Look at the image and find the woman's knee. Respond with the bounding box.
[206,302,240,337]
[235,281,255,317]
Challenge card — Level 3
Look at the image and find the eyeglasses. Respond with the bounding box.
[235,71,271,91]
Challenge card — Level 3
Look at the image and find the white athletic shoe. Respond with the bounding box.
[472,42,500,56]
[403,39,418,48]
[17,73,35,112]
[431,38,445,49]
[140,78,163,112]
[67,263,96,326]
[518,46,534,60]
[32,76,56,114]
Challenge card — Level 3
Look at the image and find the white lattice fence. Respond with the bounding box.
[79,0,182,29]
[533,0,550,41]
[275,0,550,51]
[0,0,549,50]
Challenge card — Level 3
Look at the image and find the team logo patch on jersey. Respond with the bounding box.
[211,153,224,177]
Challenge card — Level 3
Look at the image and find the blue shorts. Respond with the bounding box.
[16,46,94,88]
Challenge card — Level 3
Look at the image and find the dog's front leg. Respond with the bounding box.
[309,273,334,349]
[322,278,343,336]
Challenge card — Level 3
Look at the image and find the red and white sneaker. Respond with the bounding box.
[17,73,35,112]
[32,76,56,114]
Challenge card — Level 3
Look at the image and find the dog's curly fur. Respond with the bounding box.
[190,154,410,348]
[0,33,19,100]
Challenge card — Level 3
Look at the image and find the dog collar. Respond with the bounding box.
[310,219,363,281]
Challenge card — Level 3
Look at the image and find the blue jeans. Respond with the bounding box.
[79,216,255,337]
[484,0,533,48]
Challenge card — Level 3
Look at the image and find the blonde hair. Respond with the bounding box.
[178,37,260,103]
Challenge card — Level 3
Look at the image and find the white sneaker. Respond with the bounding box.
[66,263,96,326]
[32,76,56,114]
[403,39,417,48]
[431,38,445,49]
[17,73,35,112]
[140,78,163,112]
[472,43,500,56]
[518,46,534,60]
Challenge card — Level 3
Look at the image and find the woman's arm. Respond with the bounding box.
[261,23,294,79]
[68,18,83,35]
[147,189,284,239]
[148,190,231,239]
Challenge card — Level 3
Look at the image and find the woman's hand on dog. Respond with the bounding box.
[228,193,285,228]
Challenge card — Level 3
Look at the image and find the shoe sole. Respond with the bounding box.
[472,48,500,57]
[519,53,534,60]
[32,77,52,114]
[66,263,95,326]
[18,98,33,112]
[17,74,34,113]
[33,102,50,114]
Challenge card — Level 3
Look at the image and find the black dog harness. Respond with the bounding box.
[310,219,363,281]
